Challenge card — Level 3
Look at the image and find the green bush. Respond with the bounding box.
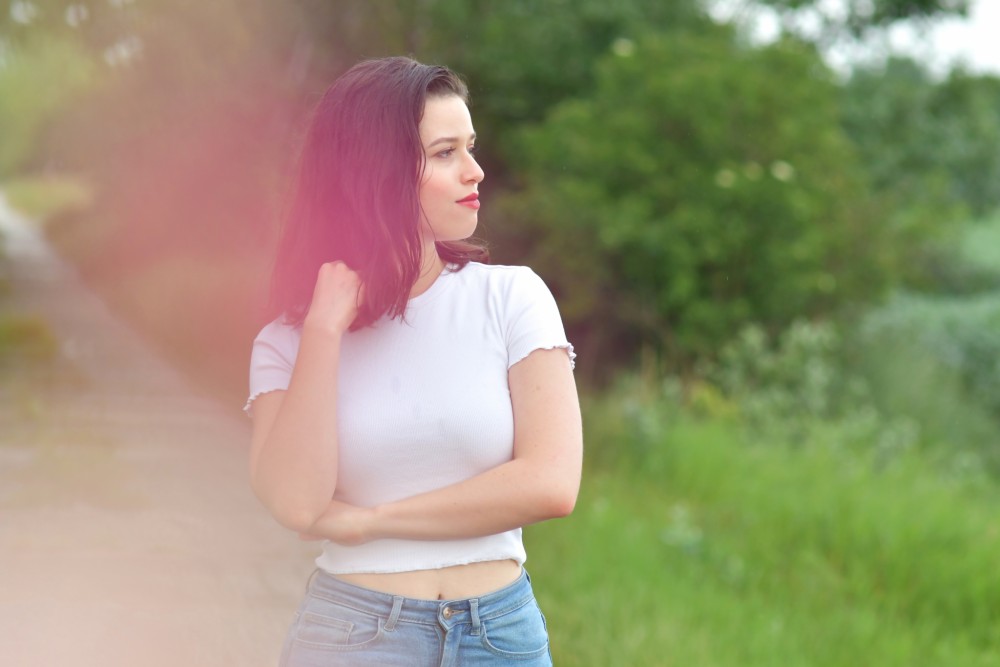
[504,27,896,371]
[860,292,1000,414]
[702,320,923,465]
[0,36,95,178]
[541,382,1000,665]
[855,292,1000,469]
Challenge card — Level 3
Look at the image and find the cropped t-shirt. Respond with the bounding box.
[244,262,575,574]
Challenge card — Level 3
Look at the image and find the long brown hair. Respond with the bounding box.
[268,57,488,329]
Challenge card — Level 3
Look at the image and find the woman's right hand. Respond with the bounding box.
[303,261,362,336]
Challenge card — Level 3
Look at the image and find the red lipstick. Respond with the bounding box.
[457,192,480,210]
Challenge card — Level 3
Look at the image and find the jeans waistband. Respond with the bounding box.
[305,567,535,629]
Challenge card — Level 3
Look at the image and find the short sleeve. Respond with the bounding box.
[504,268,576,370]
[243,319,302,416]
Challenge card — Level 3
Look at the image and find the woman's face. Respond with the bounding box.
[418,95,484,244]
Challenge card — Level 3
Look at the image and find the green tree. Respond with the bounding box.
[929,70,1000,216]
[753,0,968,39]
[504,26,894,375]
[0,35,94,177]
[842,57,1000,216]
[840,58,1000,290]
[414,0,713,276]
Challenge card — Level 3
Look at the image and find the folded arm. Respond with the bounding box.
[249,262,361,532]
[249,327,343,532]
[302,346,583,545]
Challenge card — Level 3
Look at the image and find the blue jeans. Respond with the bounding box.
[279,568,553,666]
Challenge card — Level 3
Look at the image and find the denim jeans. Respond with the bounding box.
[278,568,553,666]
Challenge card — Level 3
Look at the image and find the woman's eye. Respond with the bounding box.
[468,144,478,156]
[436,148,455,158]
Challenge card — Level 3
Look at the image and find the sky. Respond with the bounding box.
[709,0,1000,77]
[881,0,1000,75]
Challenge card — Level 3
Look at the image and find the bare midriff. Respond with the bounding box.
[334,558,522,600]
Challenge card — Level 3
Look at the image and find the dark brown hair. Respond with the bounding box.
[268,57,488,329]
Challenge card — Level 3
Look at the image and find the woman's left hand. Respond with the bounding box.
[298,500,376,546]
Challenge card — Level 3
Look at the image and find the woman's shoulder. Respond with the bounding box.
[253,315,303,347]
[451,262,557,312]
[455,261,541,289]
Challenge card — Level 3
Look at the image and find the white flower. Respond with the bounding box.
[715,168,736,188]
[65,4,89,27]
[103,35,143,67]
[770,160,796,182]
[611,37,635,57]
[10,1,39,25]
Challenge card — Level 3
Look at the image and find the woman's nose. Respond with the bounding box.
[464,154,485,183]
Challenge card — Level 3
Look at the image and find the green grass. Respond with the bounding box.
[526,413,1000,666]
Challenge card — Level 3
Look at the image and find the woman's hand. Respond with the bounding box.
[303,261,363,336]
[300,500,376,546]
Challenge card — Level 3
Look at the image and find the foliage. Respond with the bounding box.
[0,35,95,177]
[529,382,1000,665]
[840,57,1000,250]
[419,0,705,164]
[752,0,969,39]
[700,321,909,468]
[505,27,893,371]
[860,292,1000,418]
[7,0,998,400]
[697,314,996,476]
[706,321,875,439]
[918,215,1000,296]
[848,209,1000,460]
[271,0,706,132]
[951,211,1000,290]
[1,0,135,44]
[24,0,715,397]
[931,72,1000,215]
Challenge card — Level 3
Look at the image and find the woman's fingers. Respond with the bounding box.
[305,261,362,334]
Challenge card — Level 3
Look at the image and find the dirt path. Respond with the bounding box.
[0,194,315,667]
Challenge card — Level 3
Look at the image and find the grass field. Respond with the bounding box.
[526,409,1000,666]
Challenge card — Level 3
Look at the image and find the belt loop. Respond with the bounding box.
[469,598,481,636]
[385,596,404,632]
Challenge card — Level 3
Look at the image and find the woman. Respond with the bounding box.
[245,56,582,666]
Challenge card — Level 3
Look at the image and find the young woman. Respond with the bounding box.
[244,57,582,666]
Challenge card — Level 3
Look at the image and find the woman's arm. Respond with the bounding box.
[249,262,360,533]
[302,346,582,544]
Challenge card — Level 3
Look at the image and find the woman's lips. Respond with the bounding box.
[457,193,480,210]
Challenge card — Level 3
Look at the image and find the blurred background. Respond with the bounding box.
[2,0,1000,664]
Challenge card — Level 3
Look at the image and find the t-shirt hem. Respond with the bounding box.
[242,387,287,416]
[508,342,576,370]
[315,552,527,576]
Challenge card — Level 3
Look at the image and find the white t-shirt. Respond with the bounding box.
[245,262,575,574]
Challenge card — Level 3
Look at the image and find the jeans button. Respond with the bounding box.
[442,606,455,619]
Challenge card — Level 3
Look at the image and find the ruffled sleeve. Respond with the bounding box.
[243,318,302,416]
[503,268,576,370]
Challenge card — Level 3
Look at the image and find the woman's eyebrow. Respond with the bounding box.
[426,133,477,149]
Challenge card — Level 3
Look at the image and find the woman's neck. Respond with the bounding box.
[409,243,445,298]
